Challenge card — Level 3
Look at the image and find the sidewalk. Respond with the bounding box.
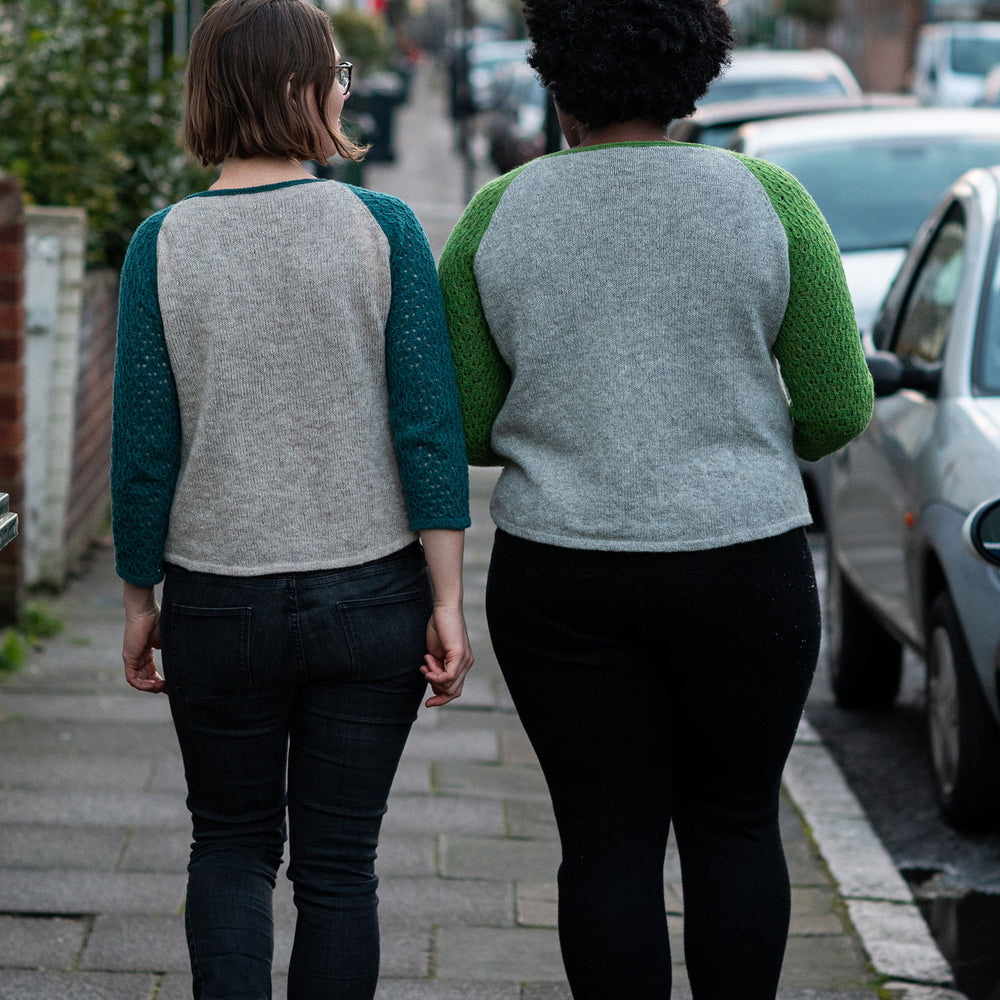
[0,66,968,1000]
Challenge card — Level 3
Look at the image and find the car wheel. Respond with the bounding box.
[926,592,1000,828]
[826,536,903,709]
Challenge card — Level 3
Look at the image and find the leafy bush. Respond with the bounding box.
[0,600,62,677]
[0,0,213,269]
[331,8,392,77]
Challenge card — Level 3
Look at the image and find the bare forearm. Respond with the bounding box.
[419,529,465,608]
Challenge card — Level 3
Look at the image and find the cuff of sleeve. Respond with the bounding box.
[116,563,165,588]
[410,514,472,531]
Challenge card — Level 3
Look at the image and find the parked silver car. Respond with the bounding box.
[825,165,1000,828]
[731,107,1000,336]
[699,47,862,105]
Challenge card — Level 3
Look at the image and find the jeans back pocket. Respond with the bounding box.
[166,604,253,703]
[337,590,429,682]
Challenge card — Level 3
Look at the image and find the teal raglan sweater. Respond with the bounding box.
[112,179,470,586]
[439,142,873,553]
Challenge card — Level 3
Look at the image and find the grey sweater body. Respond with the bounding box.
[157,182,414,574]
[473,145,808,551]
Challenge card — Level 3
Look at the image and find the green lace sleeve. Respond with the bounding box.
[732,153,874,462]
[439,171,525,466]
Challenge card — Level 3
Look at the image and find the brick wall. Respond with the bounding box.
[0,178,25,624]
[66,269,115,570]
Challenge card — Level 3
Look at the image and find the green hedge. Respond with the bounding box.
[0,0,212,269]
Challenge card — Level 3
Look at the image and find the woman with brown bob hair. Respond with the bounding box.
[111,1,473,997]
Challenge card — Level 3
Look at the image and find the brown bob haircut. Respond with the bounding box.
[184,0,366,166]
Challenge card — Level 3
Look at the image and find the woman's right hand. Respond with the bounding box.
[421,604,473,707]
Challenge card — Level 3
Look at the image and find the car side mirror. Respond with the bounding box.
[866,351,942,398]
[963,497,1000,566]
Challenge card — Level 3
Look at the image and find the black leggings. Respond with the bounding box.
[486,528,820,1000]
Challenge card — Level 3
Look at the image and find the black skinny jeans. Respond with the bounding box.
[486,528,820,1000]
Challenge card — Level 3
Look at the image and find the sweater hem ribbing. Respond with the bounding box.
[489,511,813,553]
[162,530,419,577]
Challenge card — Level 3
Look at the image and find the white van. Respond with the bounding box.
[913,21,1000,105]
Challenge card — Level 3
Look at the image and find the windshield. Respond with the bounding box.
[700,75,848,105]
[950,36,1000,76]
[761,138,1000,252]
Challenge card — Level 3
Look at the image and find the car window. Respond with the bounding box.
[701,75,848,105]
[973,222,1000,395]
[950,37,1000,75]
[892,206,967,365]
[756,139,1000,252]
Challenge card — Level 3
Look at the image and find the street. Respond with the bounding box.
[807,538,1000,1000]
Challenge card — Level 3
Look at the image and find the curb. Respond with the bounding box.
[783,717,967,999]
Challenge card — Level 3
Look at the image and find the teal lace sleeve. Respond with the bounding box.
[111,208,182,585]
[732,154,874,462]
[350,186,470,530]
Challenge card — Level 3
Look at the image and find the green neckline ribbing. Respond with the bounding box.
[185,178,324,199]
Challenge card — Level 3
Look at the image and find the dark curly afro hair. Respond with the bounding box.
[524,0,734,128]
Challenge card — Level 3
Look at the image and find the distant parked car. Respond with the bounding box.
[668,92,917,147]
[731,107,1000,336]
[913,20,1000,106]
[466,38,530,113]
[699,48,862,106]
[485,62,548,173]
[825,164,1000,827]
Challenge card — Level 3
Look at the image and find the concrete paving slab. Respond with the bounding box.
[375,981,520,1000]
[0,915,86,969]
[0,869,186,915]
[515,882,557,927]
[783,744,868,820]
[147,754,187,795]
[0,788,187,826]
[503,799,558,841]
[376,834,438,878]
[789,887,849,936]
[400,727,498,762]
[433,926,565,982]
[378,877,514,925]
[883,985,970,1000]
[0,693,171,724]
[845,899,954,985]
[807,814,914,902]
[785,840,832,886]
[80,915,188,972]
[379,795,505,837]
[118,828,189,874]
[434,761,550,801]
[1,753,154,791]
[440,836,561,881]
[778,934,873,991]
[0,719,178,756]
[391,758,432,795]
[499,730,538,768]
[0,824,127,869]
[0,970,157,1000]
[433,708,526,734]
[519,984,576,1000]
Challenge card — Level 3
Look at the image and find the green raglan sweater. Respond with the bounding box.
[439,142,873,553]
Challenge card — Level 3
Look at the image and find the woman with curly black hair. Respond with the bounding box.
[440,0,873,997]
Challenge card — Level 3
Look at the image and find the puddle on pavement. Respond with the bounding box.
[905,871,1000,1000]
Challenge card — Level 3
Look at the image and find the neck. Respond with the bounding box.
[570,119,670,149]
[210,156,314,190]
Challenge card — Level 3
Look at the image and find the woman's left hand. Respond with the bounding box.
[421,604,473,707]
[122,582,167,694]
